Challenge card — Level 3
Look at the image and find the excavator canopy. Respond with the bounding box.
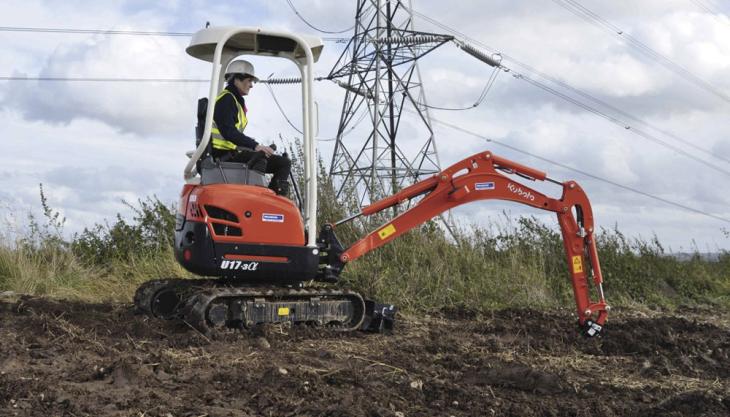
[183,26,322,248]
[186,26,324,63]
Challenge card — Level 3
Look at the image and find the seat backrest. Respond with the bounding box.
[199,157,266,186]
[194,98,211,174]
[195,97,208,145]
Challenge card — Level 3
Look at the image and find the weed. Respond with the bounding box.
[1,166,727,313]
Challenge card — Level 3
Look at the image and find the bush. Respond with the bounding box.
[0,187,184,302]
[1,166,728,312]
[71,197,176,266]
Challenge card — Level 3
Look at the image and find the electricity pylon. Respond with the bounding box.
[328,0,453,207]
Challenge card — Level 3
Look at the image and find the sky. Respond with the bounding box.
[0,0,729,252]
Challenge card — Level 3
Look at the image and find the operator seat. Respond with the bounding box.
[194,97,267,187]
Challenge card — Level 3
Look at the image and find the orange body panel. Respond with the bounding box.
[184,184,305,246]
[223,254,289,263]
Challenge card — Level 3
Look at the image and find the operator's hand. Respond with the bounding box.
[254,144,275,157]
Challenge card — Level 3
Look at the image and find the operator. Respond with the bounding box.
[211,59,291,197]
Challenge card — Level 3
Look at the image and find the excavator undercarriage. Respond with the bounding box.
[134,278,395,334]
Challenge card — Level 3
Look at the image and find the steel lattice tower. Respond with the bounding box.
[328,0,453,206]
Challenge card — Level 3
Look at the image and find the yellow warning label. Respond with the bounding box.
[277,307,290,316]
[378,224,397,240]
[572,256,583,274]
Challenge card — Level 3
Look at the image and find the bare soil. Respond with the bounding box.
[1,294,728,417]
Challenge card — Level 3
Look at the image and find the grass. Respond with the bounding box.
[0,192,191,303]
[340,216,730,313]
[0,173,728,313]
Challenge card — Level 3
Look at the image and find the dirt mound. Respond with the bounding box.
[0,295,728,416]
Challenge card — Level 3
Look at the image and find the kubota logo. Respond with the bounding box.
[507,182,535,201]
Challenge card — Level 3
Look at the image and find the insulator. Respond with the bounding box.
[453,39,502,68]
[332,79,373,99]
[260,76,329,85]
[261,77,302,84]
[374,34,453,45]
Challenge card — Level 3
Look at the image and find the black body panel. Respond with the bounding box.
[174,220,319,284]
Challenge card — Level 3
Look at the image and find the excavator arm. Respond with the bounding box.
[326,150,608,336]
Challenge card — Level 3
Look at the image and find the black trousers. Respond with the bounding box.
[213,149,291,195]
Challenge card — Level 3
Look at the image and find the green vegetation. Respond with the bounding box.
[0,187,189,302]
[1,171,728,312]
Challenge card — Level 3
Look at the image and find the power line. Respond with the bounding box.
[514,72,730,178]
[0,26,193,36]
[0,76,208,82]
[491,55,730,166]
[263,77,345,141]
[422,63,501,111]
[550,0,730,103]
[401,4,730,172]
[4,16,728,168]
[263,81,303,134]
[0,25,349,42]
[285,0,356,34]
[688,0,724,17]
[688,0,730,27]
[13,60,719,175]
[426,113,730,225]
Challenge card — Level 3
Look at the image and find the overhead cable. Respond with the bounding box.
[408,40,503,111]
[421,64,501,111]
[0,76,208,82]
[689,0,721,14]
[262,77,354,142]
[550,0,730,103]
[263,81,303,134]
[285,0,356,34]
[515,73,730,178]
[0,25,348,42]
[1,75,334,85]
[425,113,730,225]
[491,55,730,166]
[688,0,730,27]
[401,4,730,170]
[0,26,192,36]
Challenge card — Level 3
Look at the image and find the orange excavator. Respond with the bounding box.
[134,26,609,337]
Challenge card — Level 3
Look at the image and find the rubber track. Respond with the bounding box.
[133,279,179,315]
[135,279,366,333]
[182,286,366,335]
[133,278,215,319]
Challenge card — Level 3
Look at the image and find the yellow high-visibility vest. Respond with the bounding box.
[211,90,248,151]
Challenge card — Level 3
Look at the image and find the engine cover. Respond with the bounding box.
[174,184,318,284]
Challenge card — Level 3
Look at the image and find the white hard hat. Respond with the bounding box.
[225,60,259,82]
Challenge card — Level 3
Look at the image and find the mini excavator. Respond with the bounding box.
[134,26,609,336]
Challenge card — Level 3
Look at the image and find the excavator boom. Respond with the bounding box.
[331,150,609,335]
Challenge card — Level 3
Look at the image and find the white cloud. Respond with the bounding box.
[639,10,730,79]
[1,33,197,136]
[0,0,728,252]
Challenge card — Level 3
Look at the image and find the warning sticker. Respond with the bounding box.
[572,256,583,273]
[475,182,496,191]
[278,307,290,316]
[262,213,285,223]
[378,224,396,240]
